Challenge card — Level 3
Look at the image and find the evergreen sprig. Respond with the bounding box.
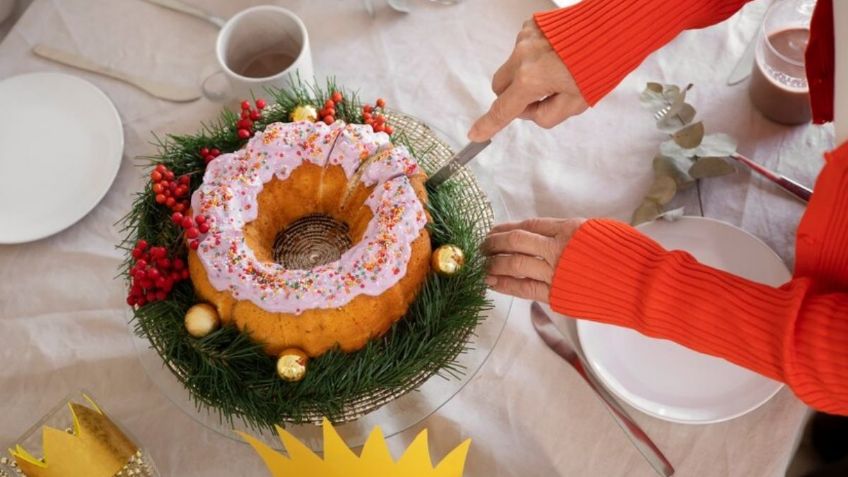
[119,78,492,429]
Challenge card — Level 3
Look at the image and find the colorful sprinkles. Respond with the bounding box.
[189,121,426,314]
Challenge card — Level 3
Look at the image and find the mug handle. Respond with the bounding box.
[201,70,230,102]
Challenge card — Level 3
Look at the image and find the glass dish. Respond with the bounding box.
[1,390,159,477]
[129,112,512,451]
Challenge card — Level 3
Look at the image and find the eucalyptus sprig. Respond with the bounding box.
[632,83,738,224]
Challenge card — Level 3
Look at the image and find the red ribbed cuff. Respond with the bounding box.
[549,219,801,381]
[534,0,747,105]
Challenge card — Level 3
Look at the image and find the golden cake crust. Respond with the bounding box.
[189,163,431,357]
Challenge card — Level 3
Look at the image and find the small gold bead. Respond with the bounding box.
[276,348,309,382]
[289,105,319,123]
[184,303,221,338]
[431,244,465,277]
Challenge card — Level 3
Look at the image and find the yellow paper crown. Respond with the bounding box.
[9,397,138,477]
[239,419,471,477]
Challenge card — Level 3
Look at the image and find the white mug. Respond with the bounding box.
[0,0,16,25]
[202,6,313,102]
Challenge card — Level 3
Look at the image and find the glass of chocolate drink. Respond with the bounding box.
[748,0,816,125]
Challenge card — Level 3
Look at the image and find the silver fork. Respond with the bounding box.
[531,303,675,476]
[653,105,673,122]
[653,107,812,203]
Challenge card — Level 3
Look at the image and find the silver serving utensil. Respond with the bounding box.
[731,153,812,203]
[143,0,226,28]
[32,45,201,102]
[652,106,811,202]
[426,140,491,187]
[531,302,675,477]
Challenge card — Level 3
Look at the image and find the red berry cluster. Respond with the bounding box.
[361,98,393,135]
[171,212,210,250]
[127,240,189,306]
[236,98,267,139]
[151,164,191,214]
[199,147,221,165]
[318,91,345,125]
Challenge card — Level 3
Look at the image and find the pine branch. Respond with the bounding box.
[120,78,492,429]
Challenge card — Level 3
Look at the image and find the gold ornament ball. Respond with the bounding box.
[431,244,465,277]
[277,348,309,382]
[290,105,319,122]
[184,303,221,338]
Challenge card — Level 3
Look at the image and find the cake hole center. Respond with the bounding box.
[273,214,352,269]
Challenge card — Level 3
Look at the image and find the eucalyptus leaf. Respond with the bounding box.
[694,133,737,157]
[659,207,685,221]
[689,157,736,178]
[662,88,683,118]
[672,83,693,100]
[659,139,694,162]
[653,155,694,188]
[646,175,677,205]
[657,103,696,132]
[635,81,739,229]
[662,85,681,102]
[672,121,705,148]
[640,83,667,112]
[661,84,692,114]
[632,199,663,225]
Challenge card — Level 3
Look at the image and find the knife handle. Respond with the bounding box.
[570,358,675,476]
[731,153,812,203]
[145,0,226,27]
[33,45,133,84]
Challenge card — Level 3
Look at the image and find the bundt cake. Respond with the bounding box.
[187,121,431,357]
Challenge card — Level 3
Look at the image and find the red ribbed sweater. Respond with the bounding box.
[535,0,848,415]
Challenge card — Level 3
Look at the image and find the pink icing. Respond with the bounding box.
[190,121,427,314]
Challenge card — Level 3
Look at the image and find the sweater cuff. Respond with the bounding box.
[549,219,802,380]
[549,219,666,317]
[534,0,745,105]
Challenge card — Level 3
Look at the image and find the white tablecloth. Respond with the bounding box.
[0,0,835,475]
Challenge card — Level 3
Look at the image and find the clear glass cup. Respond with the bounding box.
[2,391,160,477]
[748,0,816,125]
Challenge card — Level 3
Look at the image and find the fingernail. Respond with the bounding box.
[467,126,480,142]
[484,276,497,286]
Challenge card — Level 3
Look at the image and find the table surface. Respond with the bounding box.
[0,0,835,475]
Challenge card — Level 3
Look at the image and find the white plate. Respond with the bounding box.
[0,73,123,243]
[576,217,789,424]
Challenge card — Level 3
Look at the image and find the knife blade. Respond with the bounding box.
[425,140,491,187]
[531,302,675,477]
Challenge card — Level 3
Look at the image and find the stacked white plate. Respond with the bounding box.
[0,72,123,243]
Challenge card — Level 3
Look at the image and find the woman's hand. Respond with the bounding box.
[481,218,585,302]
[468,19,588,142]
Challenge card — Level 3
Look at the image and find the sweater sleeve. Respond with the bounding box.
[534,0,750,105]
[549,142,848,415]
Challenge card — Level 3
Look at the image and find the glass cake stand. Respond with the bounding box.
[130,114,513,451]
